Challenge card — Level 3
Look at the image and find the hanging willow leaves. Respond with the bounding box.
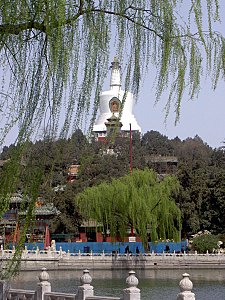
[0,1,224,191]
[0,0,224,196]
[76,169,182,243]
[0,1,224,145]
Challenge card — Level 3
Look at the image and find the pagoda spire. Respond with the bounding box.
[110,57,121,90]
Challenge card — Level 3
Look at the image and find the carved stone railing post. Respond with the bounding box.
[47,247,52,257]
[177,273,195,300]
[36,267,51,300]
[0,280,10,300]
[0,244,4,256]
[24,245,28,258]
[123,270,140,300]
[59,246,63,258]
[76,269,94,300]
[36,246,40,258]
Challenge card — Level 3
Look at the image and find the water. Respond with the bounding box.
[10,269,225,300]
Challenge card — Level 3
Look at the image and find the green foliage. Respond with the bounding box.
[0,0,224,277]
[76,169,182,243]
[174,137,225,237]
[191,234,219,253]
[2,129,225,240]
[0,0,224,238]
[142,131,174,155]
[1,127,225,277]
[47,185,82,234]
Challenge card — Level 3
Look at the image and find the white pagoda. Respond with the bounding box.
[92,58,141,141]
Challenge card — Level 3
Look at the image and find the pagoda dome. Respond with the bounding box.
[92,58,141,134]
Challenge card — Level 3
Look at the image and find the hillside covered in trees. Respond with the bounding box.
[1,130,225,239]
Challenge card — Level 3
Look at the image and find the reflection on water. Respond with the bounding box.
[10,269,225,300]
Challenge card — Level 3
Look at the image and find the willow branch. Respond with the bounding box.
[0,8,217,42]
[0,8,163,39]
[150,199,161,213]
[92,9,164,39]
[0,21,47,35]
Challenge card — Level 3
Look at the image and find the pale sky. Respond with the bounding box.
[133,4,225,149]
[134,74,225,149]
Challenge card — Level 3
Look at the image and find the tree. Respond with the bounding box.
[76,169,182,243]
[191,233,219,253]
[174,137,225,237]
[174,136,212,169]
[47,185,83,235]
[142,130,175,155]
[0,1,224,202]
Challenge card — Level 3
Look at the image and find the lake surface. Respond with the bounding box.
[10,269,225,300]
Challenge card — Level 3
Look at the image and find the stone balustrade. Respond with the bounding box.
[1,245,225,272]
[0,268,195,300]
[5,288,35,299]
[1,245,225,261]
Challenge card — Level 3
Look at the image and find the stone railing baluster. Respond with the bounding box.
[0,265,200,300]
[7,289,35,299]
[177,273,195,300]
[36,267,51,300]
[0,280,11,300]
[76,269,94,300]
[123,270,140,300]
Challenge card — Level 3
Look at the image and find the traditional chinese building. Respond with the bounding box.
[0,193,60,245]
[67,164,80,182]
